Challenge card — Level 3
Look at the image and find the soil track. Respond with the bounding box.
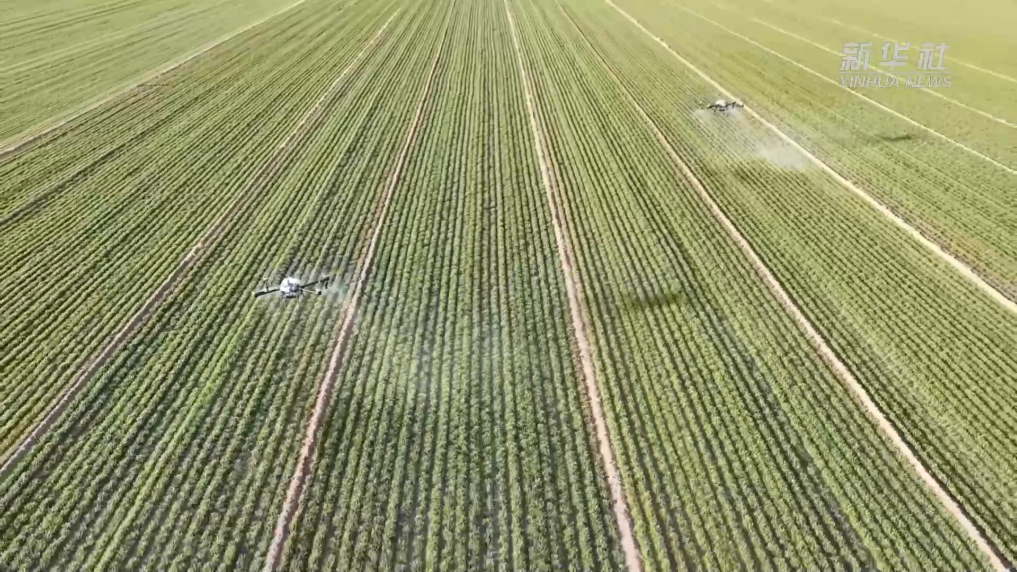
[588,7,1008,570]
[0,12,399,483]
[504,2,642,571]
[607,0,1017,317]
[262,12,450,571]
[0,0,313,160]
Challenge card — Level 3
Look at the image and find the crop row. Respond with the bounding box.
[510,0,996,570]
[1,0,195,50]
[565,0,1017,563]
[0,0,398,459]
[0,1,478,570]
[283,0,625,569]
[607,0,1017,303]
[0,0,298,143]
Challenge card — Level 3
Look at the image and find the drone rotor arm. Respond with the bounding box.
[301,276,331,290]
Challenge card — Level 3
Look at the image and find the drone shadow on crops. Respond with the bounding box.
[876,133,915,143]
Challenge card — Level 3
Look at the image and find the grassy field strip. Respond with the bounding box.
[824,17,1017,85]
[0,0,304,142]
[0,8,399,479]
[263,9,451,570]
[0,0,179,48]
[585,0,1017,561]
[606,0,1017,316]
[504,1,641,570]
[86,12,406,568]
[0,0,236,73]
[0,0,233,74]
[701,0,1017,124]
[699,0,1017,136]
[0,10,322,221]
[514,0,999,568]
[0,0,164,56]
[0,0,313,157]
[0,1,446,567]
[673,6,1016,176]
[950,61,1017,83]
[0,2,392,458]
[559,7,1006,570]
[0,0,298,151]
[283,0,624,566]
[0,56,252,216]
[741,17,1017,129]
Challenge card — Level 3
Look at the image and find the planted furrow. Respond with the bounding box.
[283,0,624,569]
[562,0,1017,563]
[565,6,1005,568]
[502,0,999,570]
[0,0,315,147]
[0,0,398,460]
[606,0,1017,302]
[263,3,452,568]
[504,2,641,570]
[0,2,443,569]
[3,0,1013,569]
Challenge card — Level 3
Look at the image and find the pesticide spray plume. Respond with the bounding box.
[687,98,811,172]
[754,142,810,171]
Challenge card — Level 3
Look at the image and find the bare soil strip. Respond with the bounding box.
[748,16,1017,129]
[677,6,1017,176]
[0,0,313,160]
[503,2,642,571]
[596,6,1009,571]
[0,11,399,482]
[608,0,1017,317]
[261,15,449,572]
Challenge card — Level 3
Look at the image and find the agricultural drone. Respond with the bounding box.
[706,99,744,113]
[252,276,331,299]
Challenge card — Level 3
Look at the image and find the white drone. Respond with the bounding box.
[253,276,331,300]
[706,99,744,112]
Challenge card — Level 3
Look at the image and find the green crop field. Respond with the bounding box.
[1,0,1015,569]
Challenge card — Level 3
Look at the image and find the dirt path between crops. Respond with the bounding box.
[262,14,448,571]
[605,1,1017,317]
[0,12,398,483]
[588,7,1008,571]
[504,2,642,571]
[0,0,312,160]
